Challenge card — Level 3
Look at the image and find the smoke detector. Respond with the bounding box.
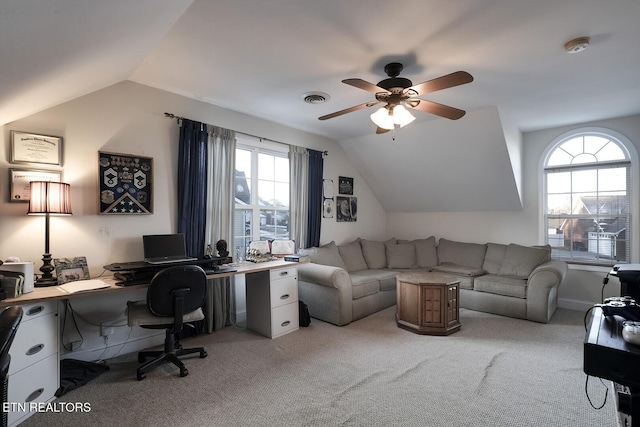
[564,37,590,54]
[302,92,330,104]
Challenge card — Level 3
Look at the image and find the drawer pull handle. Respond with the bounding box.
[279,271,288,277]
[27,306,44,316]
[26,344,44,356]
[281,321,291,327]
[280,294,290,300]
[26,388,44,403]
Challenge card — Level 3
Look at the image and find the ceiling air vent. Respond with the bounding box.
[302,92,330,104]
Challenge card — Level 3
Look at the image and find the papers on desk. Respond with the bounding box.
[59,279,110,294]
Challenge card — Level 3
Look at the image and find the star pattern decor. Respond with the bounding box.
[98,151,153,214]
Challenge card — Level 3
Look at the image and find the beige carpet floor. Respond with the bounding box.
[21,307,617,426]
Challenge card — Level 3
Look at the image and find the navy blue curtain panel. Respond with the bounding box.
[177,119,208,258]
[306,149,324,248]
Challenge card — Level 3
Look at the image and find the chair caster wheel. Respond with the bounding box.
[180,368,189,377]
[137,373,146,381]
[200,350,208,358]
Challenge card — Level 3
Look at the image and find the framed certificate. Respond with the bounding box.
[10,168,62,202]
[11,131,63,166]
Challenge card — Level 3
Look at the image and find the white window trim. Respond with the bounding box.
[538,126,640,266]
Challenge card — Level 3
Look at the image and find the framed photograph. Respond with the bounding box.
[11,131,63,166]
[9,168,62,202]
[323,198,334,218]
[54,257,90,285]
[99,151,153,214]
[338,176,353,195]
[337,196,357,222]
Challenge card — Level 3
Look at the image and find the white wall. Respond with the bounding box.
[386,113,640,310]
[0,81,386,359]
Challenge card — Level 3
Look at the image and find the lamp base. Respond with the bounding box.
[36,252,58,287]
[35,276,59,287]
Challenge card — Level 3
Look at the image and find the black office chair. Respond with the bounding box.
[127,265,208,380]
[0,306,23,427]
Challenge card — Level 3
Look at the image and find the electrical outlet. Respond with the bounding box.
[100,324,114,337]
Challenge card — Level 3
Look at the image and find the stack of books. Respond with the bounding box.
[0,271,24,299]
[283,254,310,262]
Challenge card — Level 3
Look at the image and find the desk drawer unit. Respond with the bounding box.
[7,300,59,427]
[247,266,299,338]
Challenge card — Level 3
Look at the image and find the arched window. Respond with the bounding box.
[543,129,632,265]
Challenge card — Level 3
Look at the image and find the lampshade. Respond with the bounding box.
[28,181,72,215]
[370,104,416,130]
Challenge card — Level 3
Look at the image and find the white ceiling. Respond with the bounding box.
[3,0,640,212]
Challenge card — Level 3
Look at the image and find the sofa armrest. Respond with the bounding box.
[297,263,353,326]
[526,260,568,322]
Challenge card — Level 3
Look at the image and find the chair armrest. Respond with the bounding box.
[297,263,352,292]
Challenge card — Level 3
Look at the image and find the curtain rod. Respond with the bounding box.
[164,112,328,156]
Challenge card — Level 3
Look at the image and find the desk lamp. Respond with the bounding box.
[28,181,72,287]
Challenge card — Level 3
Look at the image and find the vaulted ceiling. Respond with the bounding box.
[2,1,640,212]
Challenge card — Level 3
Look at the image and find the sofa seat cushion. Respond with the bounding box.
[354,269,398,292]
[349,272,382,300]
[474,274,527,299]
[432,263,486,277]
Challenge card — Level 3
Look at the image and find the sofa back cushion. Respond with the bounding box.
[482,243,508,275]
[386,243,416,269]
[437,238,487,269]
[361,238,395,269]
[498,244,551,279]
[307,241,347,270]
[397,237,438,268]
[338,239,369,272]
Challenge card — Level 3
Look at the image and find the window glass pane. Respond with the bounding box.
[571,169,596,193]
[547,149,573,167]
[274,182,289,208]
[547,194,571,215]
[560,137,583,157]
[233,209,252,260]
[584,136,608,155]
[547,171,571,194]
[258,153,274,180]
[235,149,252,204]
[274,156,289,183]
[259,209,289,240]
[258,180,274,207]
[596,141,626,162]
[598,167,627,192]
[572,153,597,164]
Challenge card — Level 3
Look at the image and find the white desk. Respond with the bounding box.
[1,259,304,426]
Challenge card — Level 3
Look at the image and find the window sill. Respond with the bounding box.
[566,263,613,273]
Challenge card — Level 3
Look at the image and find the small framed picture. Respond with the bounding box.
[323,198,334,218]
[337,196,357,222]
[9,168,62,202]
[11,131,63,166]
[54,257,90,285]
[338,176,353,195]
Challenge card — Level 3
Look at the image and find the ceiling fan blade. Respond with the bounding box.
[342,78,388,94]
[409,71,473,95]
[318,101,380,121]
[376,127,390,134]
[407,99,466,120]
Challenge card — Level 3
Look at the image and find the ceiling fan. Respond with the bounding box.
[319,62,473,134]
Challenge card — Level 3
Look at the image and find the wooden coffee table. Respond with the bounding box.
[396,272,461,335]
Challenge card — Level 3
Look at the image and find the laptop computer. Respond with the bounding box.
[143,233,198,265]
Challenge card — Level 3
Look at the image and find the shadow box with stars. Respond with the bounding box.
[98,151,153,214]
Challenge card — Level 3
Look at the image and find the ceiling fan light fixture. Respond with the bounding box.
[392,105,416,128]
[370,107,395,130]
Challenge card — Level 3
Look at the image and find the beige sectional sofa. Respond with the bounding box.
[297,237,568,326]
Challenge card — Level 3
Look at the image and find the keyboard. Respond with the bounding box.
[145,256,198,265]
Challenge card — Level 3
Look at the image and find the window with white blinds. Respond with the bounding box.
[544,133,631,265]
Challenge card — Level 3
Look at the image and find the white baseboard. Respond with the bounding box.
[558,297,594,312]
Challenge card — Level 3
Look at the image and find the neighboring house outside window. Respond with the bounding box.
[543,129,634,265]
[234,138,290,260]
